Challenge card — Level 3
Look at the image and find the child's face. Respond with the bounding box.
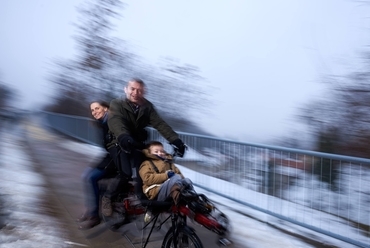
[150,145,166,157]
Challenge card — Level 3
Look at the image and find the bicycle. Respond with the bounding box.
[98,146,232,247]
[99,178,146,230]
[141,187,232,248]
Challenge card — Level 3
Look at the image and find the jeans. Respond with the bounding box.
[157,174,193,202]
[81,167,106,217]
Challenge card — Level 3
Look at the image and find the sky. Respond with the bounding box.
[1,0,370,144]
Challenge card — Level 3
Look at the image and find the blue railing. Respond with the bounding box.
[44,111,370,248]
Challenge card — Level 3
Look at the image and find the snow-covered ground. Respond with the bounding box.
[60,137,363,247]
[0,122,364,248]
[179,166,363,248]
[176,145,370,248]
[0,127,71,248]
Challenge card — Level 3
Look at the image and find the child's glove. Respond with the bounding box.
[167,170,175,178]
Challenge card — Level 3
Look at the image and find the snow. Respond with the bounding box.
[66,141,364,247]
[1,125,366,247]
[0,130,70,248]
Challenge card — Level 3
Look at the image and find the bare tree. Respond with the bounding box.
[0,84,13,109]
[0,73,17,109]
[297,50,370,158]
[46,0,211,134]
[47,0,132,113]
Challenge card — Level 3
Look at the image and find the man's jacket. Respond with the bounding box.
[107,97,179,148]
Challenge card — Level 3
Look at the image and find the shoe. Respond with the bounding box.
[102,196,112,216]
[76,213,89,223]
[78,216,101,230]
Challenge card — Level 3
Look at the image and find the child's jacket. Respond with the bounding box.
[139,148,183,200]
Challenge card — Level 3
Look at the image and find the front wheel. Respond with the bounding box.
[161,226,203,248]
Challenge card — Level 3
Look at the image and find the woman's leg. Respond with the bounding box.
[81,167,94,215]
[78,161,109,229]
[87,168,106,217]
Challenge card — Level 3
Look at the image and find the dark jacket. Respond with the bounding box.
[99,112,111,149]
[107,97,179,148]
[95,113,115,172]
[139,148,183,200]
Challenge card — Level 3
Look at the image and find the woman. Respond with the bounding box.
[76,101,116,230]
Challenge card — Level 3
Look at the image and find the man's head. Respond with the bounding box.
[148,141,166,157]
[124,78,145,104]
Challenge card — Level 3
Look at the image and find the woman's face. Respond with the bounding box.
[90,102,108,120]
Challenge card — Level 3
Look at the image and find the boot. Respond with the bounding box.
[102,196,112,216]
[76,212,89,223]
[170,184,182,205]
[78,216,101,230]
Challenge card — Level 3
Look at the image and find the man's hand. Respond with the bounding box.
[117,134,134,152]
[171,139,186,157]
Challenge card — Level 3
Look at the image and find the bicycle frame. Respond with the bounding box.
[177,204,226,234]
[140,198,231,248]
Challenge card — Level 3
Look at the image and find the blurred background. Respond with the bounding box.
[1,0,370,157]
[2,1,370,247]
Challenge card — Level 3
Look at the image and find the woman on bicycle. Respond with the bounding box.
[76,101,117,230]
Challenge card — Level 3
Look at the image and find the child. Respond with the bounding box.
[139,141,194,205]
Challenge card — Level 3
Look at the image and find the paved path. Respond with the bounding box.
[1,116,354,248]
[21,117,234,248]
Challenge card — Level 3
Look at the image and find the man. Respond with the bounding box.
[102,78,186,216]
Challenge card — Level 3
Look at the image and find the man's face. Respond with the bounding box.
[124,80,144,104]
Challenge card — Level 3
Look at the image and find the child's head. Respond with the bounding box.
[148,141,166,157]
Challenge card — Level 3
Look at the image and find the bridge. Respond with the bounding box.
[1,111,368,247]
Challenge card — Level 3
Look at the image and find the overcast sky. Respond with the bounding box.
[1,0,370,143]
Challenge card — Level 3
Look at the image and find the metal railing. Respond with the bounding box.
[44,111,370,248]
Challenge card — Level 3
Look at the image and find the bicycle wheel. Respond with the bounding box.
[161,226,203,248]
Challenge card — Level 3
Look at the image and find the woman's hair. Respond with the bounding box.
[90,100,110,109]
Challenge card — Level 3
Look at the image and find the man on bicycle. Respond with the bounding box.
[102,78,186,216]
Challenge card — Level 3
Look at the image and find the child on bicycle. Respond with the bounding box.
[139,141,227,236]
[139,141,194,205]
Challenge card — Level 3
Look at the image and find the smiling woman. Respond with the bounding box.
[90,101,109,121]
[77,100,117,230]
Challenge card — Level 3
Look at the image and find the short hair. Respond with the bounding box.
[146,141,163,149]
[128,78,146,87]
